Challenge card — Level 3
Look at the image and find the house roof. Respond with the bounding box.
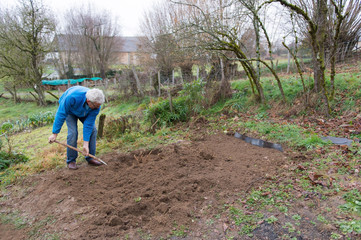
[54,35,146,53]
[119,36,143,53]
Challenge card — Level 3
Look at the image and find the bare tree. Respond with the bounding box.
[273,0,359,115]
[62,4,121,79]
[238,0,286,102]
[140,1,196,86]
[273,0,331,115]
[282,12,309,105]
[0,0,55,105]
[172,0,266,103]
[328,0,361,99]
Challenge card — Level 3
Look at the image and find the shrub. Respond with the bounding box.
[0,111,55,135]
[179,78,206,114]
[1,122,13,133]
[0,151,29,171]
[103,115,141,139]
[144,97,189,127]
[145,79,206,127]
[28,111,55,128]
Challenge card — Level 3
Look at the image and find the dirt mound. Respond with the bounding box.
[1,133,287,239]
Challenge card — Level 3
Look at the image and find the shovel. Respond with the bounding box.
[54,140,107,165]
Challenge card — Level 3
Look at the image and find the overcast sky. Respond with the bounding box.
[0,0,160,36]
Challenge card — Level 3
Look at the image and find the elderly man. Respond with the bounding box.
[48,86,105,170]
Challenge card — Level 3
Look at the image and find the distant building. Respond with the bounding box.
[115,36,146,65]
[50,34,147,67]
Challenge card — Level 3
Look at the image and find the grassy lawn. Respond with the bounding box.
[0,98,57,123]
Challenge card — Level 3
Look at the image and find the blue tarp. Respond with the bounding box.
[42,77,102,86]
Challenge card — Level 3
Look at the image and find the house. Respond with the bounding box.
[51,34,147,67]
[115,36,146,65]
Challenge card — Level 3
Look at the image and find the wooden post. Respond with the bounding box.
[172,69,175,85]
[132,67,144,97]
[97,114,106,139]
[105,78,109,89]
[158,71,161,97]
[287,51,290,74]
[149,74,153,89]
[168,88,173,113]
[168,76,173,112]
[179,69,184,85]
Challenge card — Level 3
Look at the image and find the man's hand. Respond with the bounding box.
[83,141,89,156]
[48,133,58,143]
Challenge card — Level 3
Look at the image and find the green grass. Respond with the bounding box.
[171,224,188,237]
[229,66,361,111]
[211,116,330,150]
[332,72,361,112]
[0,124,68,186]
[101,96,151,117]
[338,219,361,235]
[339,190,361,215]
[0,98,57,123]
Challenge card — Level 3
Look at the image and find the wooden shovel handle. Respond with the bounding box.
[53,140,107,165]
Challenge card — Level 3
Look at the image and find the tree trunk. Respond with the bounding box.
[34,85,46,106]
[254,18,261,83]
[4,86,19,103]
[157,71,161,97]
[219,58,232,99]
[180,64,193,82]
[240,59,265,104]
[318,0,330,116]
[132,66,144,97]
[329,2,345,100]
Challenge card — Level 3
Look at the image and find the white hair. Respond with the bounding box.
[86,88,105,104]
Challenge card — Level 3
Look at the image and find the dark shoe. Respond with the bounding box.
[67,162,78,170]
[88,159,102,166]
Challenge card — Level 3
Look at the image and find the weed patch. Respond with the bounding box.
[339,190,361,215]
[0,151,29,171]
[0,211,28,229]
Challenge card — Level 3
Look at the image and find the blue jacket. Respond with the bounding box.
[52,86,101,141]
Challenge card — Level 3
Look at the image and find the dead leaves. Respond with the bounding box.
[308,172,334,187]
[297,164,307,171]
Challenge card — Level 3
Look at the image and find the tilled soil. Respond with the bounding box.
[1,133,287,239]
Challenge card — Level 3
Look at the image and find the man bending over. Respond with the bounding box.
[48,86,105,170]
